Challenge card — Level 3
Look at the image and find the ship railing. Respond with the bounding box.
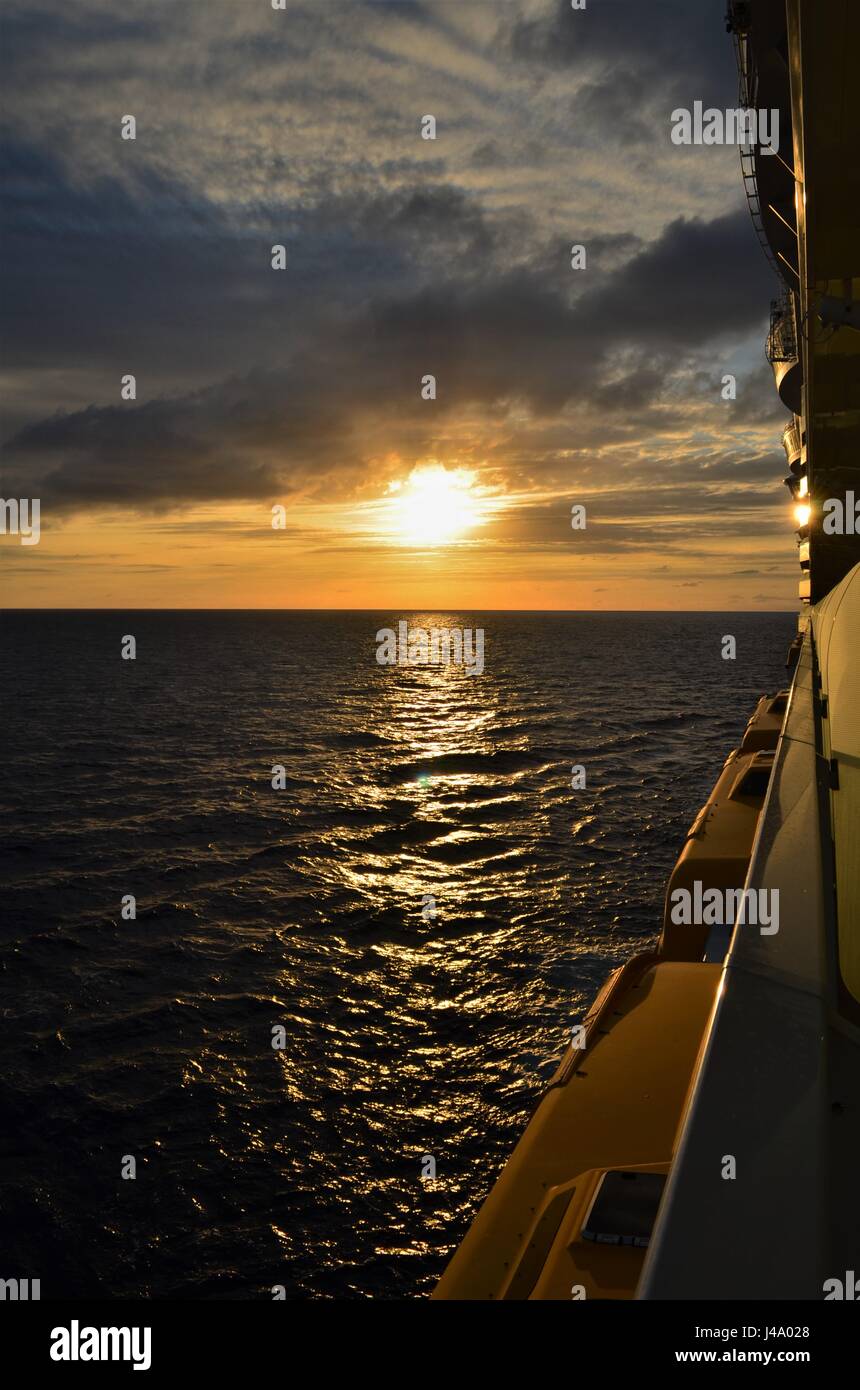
[727,3,781,275]
[782,420,802,460]
[767,290,798,363]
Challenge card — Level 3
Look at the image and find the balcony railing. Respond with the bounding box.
[767,291,798,363]
[727,3,781,275]
[725,2,752,36]
[782,420,803,460]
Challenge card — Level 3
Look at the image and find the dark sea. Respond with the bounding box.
[0,610,795,1299]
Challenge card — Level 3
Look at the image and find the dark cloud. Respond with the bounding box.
[0,135,527,409]
[511,0,734,97]
[572,210,775,349]
[732,362,791,423]
[2,193,778,513]
[0,2,157,62]
[568,69,652,147]
[510,0,739,157]
[0,0,785,568]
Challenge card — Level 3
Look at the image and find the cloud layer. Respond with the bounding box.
[0,0,794,605]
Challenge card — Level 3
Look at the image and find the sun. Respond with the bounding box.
[387,464,482,545]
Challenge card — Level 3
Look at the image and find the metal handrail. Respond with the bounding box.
[782,420,802,458]
[728,4,781,275]
[767,290,798,363]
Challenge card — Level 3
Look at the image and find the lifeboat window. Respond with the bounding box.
[580,1171,666,1248]
[769,692,788,714]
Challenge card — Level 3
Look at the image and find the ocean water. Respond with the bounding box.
[0,610,795,1299]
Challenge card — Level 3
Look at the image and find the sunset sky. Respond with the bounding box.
[1,0,798,609]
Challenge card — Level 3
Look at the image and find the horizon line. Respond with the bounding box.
[1,606,800,616]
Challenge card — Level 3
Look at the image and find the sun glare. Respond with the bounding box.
[388,465,482,545]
